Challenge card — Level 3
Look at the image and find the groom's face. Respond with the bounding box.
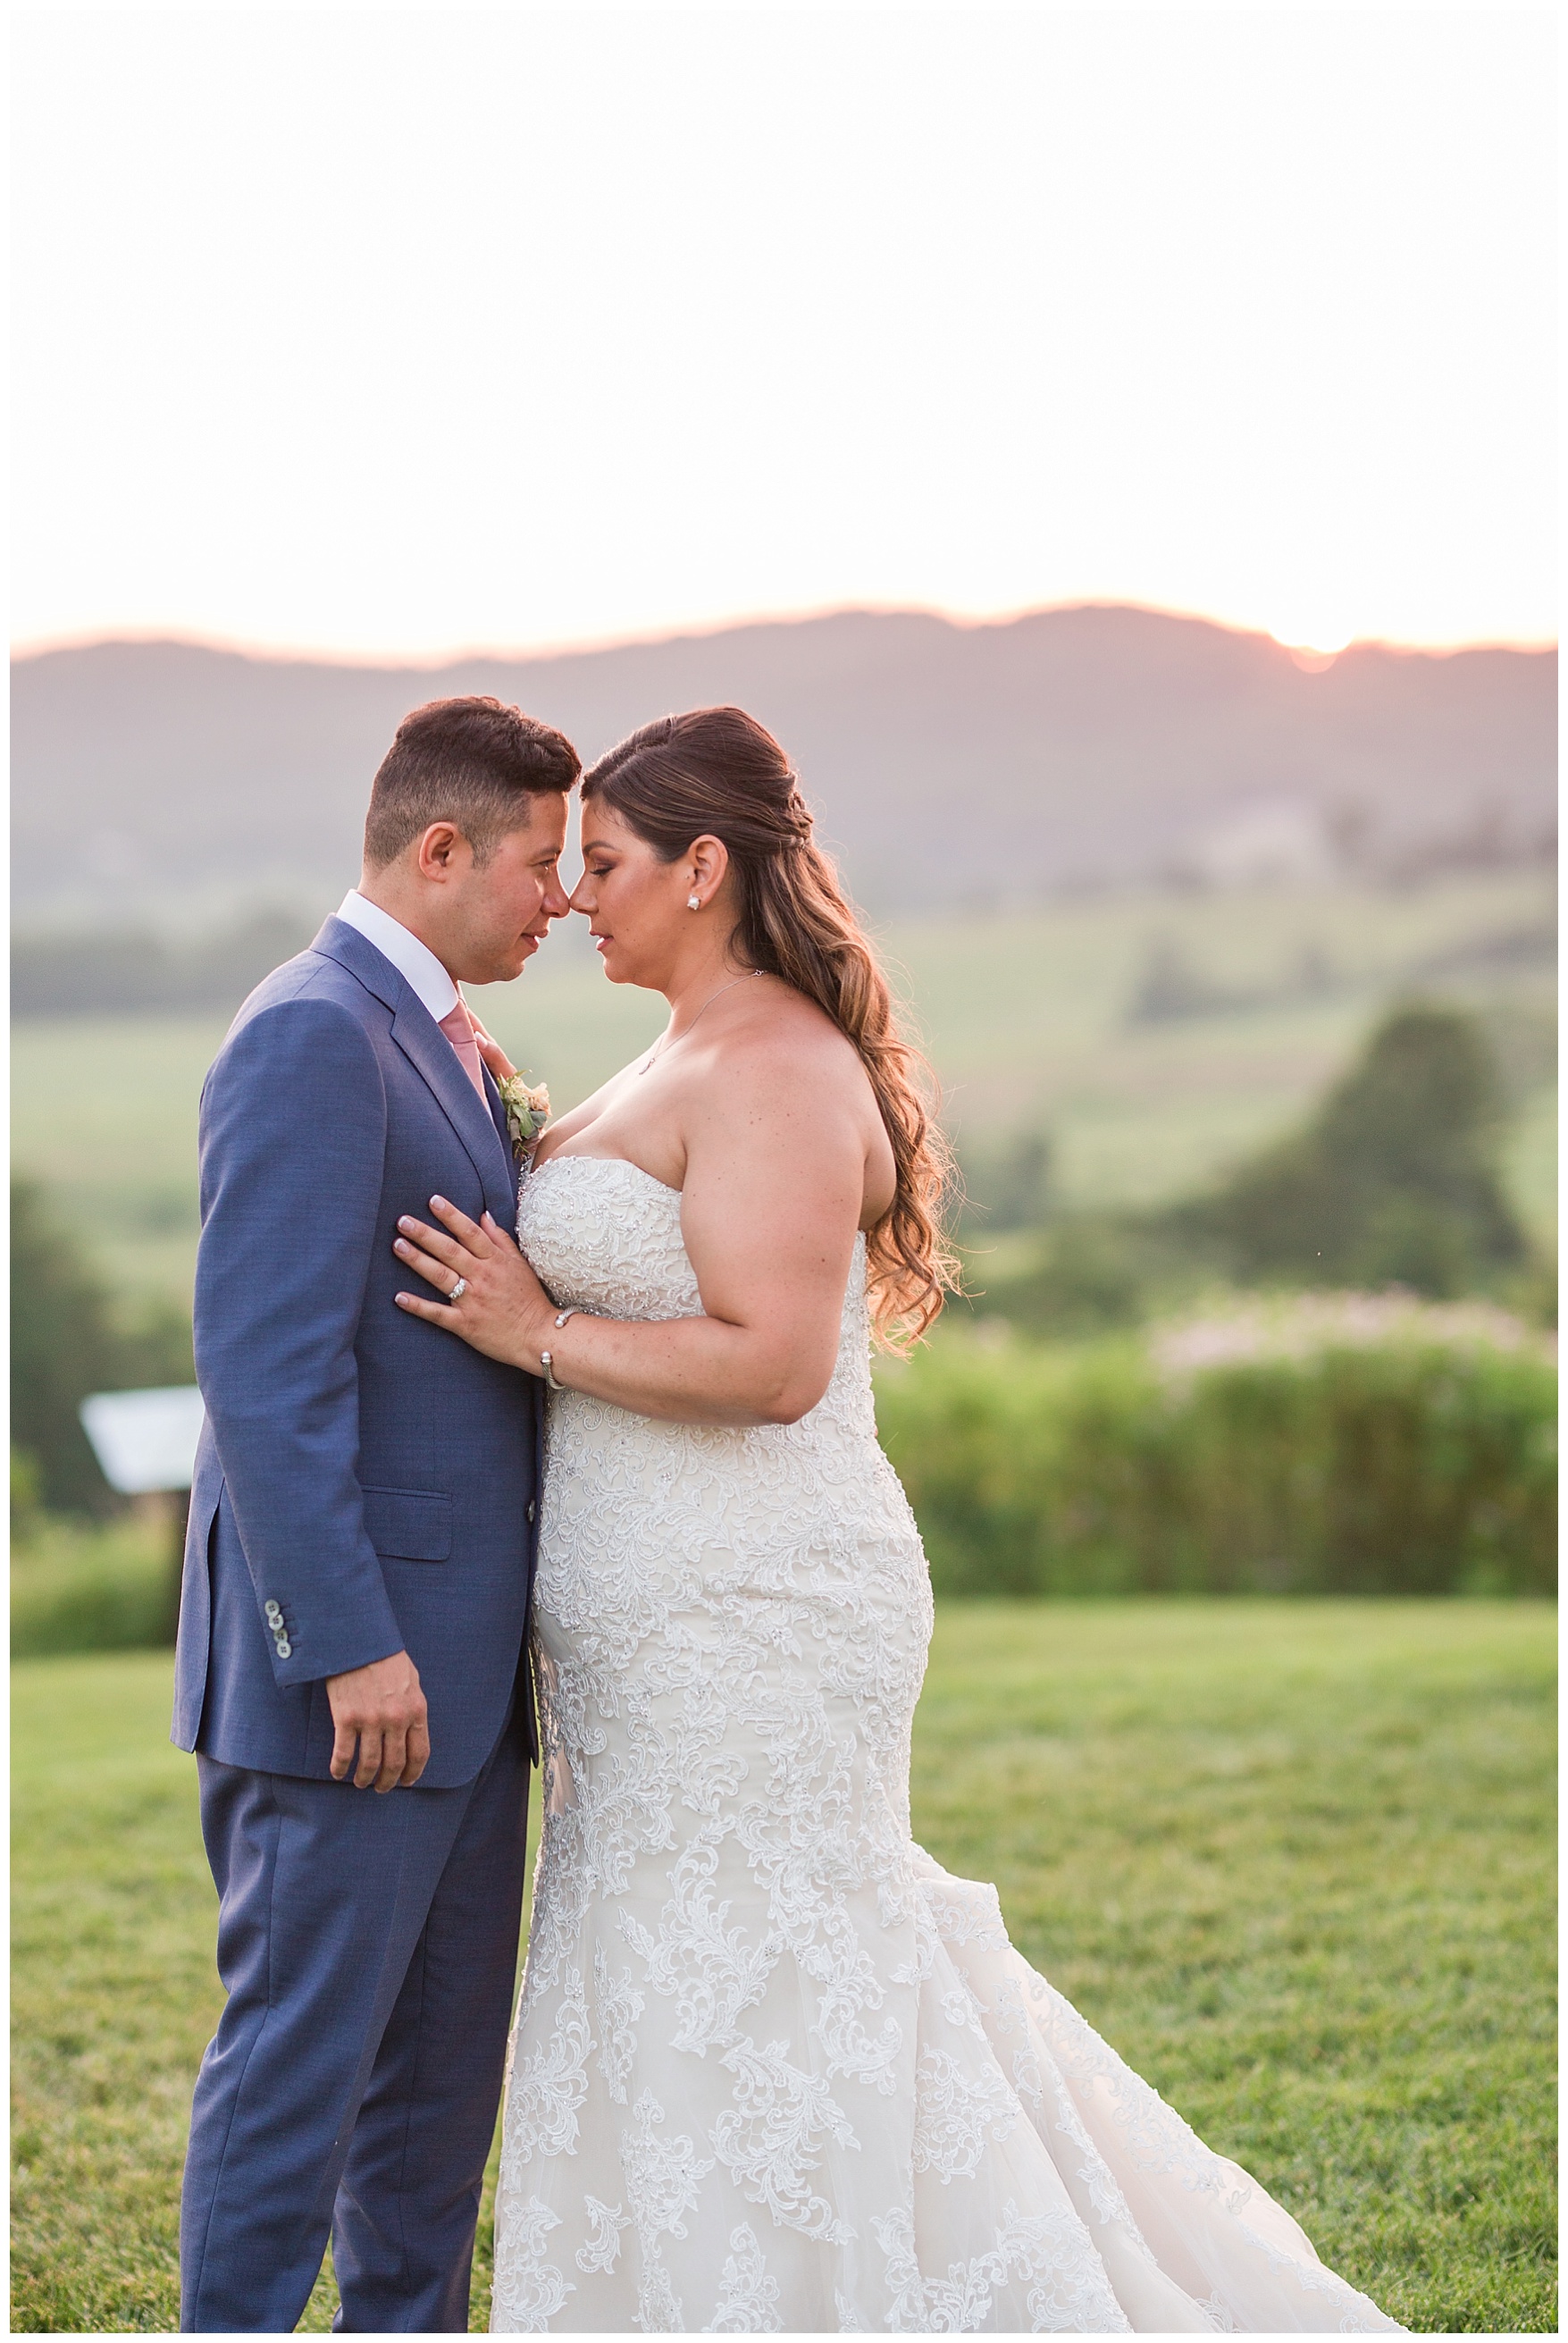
[438,790,573,984]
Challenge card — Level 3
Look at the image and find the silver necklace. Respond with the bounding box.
[638,970,763,1076]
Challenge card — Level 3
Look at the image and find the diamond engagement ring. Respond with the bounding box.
[449,1277,468,1303]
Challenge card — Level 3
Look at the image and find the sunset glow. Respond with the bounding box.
[1272,609,1359,672]
[12,11,1555,664]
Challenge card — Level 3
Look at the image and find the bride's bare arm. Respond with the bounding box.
[392,1037,869,1426]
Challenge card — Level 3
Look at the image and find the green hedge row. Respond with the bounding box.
[875,1331,1557,1598]
[11,1516,173,1659]
[13,1331,1555,1661]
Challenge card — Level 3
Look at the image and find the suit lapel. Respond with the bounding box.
[313,917,517,1222]
[483,1062,512,1155]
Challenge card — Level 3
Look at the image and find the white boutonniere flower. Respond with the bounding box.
[497,1072,550,1163]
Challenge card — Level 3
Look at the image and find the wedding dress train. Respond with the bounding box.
[491,1156,1401,2334]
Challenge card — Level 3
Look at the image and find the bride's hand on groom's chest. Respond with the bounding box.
[390,1195,558,1370]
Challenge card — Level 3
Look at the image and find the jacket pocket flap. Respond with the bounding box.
[362,1485,452,1563]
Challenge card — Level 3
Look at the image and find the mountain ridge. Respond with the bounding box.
[12,605,1555,928]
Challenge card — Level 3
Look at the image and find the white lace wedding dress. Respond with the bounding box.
[491,1156,1401,2335]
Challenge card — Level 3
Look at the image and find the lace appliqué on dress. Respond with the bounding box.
[487,1160,1404,2337]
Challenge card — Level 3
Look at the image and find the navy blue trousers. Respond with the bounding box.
[180,1718,529,2333]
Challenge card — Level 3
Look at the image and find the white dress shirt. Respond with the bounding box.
[335,890,460,1025]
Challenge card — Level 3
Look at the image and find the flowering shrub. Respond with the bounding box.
[876,1297,1556,1598]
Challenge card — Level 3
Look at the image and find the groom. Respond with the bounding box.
[173,695,579,2332]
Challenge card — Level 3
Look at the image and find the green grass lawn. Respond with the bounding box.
[13,870,1555,1308]
[11,1603,1555,2333]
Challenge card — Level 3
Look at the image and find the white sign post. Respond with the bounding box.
[79,1387,205,1497]
[79,1386,205,1639]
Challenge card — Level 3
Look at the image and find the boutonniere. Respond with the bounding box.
[497,1072,550,1163]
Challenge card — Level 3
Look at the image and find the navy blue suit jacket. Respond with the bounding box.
[172,916,541,1788]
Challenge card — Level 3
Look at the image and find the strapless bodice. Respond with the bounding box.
[516,1152,880,1448]
[518,1155,705,1323]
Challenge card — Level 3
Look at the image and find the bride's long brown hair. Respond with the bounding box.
[582,706,958,1348]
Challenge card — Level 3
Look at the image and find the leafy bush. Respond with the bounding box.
[11,1513,176,1658]
[876,1313,1556,1600]
[964,1214,1194,1337]
[12,1445,45,1533]
[10,1180,195,1515]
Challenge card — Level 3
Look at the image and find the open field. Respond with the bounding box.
[12,871,1555,1307]
[11,1604,1555,2333]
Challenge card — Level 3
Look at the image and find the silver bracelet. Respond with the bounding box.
[541,1307,580,1392]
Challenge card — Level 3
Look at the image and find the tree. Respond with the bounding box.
[1172,1004,1527,1296]
[10,1180,194,1514]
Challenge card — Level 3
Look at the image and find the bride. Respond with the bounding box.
[390,706,1401,2335]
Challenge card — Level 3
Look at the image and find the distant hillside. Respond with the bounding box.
[11,607,1555,928]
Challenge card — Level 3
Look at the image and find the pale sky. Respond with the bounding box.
[11,6,1556,661]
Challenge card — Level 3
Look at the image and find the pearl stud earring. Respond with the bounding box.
[687,894,700,911]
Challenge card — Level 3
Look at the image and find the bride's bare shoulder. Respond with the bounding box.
[750,979,860,1053]
[704,984,876,1113]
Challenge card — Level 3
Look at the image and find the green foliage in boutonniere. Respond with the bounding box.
[497,1073,550,1163]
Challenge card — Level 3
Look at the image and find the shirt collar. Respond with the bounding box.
[335,890,460,1026]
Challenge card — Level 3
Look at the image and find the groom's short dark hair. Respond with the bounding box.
[365,696,581,869]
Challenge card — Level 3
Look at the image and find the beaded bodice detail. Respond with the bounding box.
[516,1152,896,1522]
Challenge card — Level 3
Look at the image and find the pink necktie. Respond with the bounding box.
[439,1002,488,1100]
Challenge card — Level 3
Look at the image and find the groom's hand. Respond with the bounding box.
[327,1650,431,1791]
